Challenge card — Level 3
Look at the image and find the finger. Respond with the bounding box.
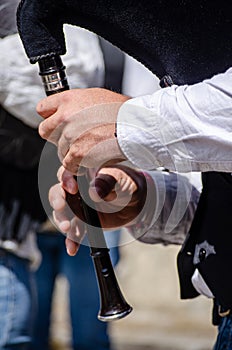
[57,132,70,161]
[89,174,117,202]
[58,168,78,194]
[68,217,85,243]
[62,141,99,175]
[65,237,79,256]
[49,184,74,232]
[52,198,83,233]
[62,145,81,175]
[36,94,61,119]
[38,112,64,142]
[49,184,66,211]
[98,167,137,193]
[52,209,71,233]
[121,176,136,193]
[63,217,86,257]
[57,165,66,182]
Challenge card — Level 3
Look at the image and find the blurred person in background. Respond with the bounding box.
[0,1,120,348]
[21,2,232,348]
[0,1,47,348]
[1,2,210,349]
[0,7,199,349]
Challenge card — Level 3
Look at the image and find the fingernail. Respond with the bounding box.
[65,179,77,194]
[66,240,78,256]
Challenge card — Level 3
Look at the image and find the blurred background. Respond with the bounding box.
[49,230,217,350]
[0,5,217,347]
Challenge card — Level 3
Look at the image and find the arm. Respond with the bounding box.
[37,68,232,173]
[49,166,199,255]
[117,67,232,172]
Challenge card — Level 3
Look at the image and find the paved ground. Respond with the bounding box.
[50,239,217,350]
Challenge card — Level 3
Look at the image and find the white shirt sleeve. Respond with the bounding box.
[129,170,200,245]
[117,68,232,172]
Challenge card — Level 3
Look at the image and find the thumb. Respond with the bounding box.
[89,174,117,202]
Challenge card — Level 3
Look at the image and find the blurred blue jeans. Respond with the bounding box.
[213,314,232,350]
[31,230,121,350]
[0,250,36,350]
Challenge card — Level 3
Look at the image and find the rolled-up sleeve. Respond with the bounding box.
[117,68,232,172]
[129,171,200,245]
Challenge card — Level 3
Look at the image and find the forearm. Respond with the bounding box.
[117,67,232,172]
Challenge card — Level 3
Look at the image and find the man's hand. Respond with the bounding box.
[37,88,130,173]
[49,165,148,255]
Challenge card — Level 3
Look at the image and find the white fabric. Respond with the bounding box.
[121,57,224,297]
[122,54,160,97]
[0,232,41,270]
[191,269,214,299]
[0,25,104,128]
[122,58,209,298]
[117,67,232,173]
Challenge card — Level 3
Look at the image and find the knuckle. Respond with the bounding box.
[36,103,42,114]
[57,112,67,125]
[38,123,46,138]
[63,128,73,143]
[60,90,71,103]
[70,144,82,158]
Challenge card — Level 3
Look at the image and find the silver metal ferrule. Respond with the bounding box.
[41,72,67,92]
